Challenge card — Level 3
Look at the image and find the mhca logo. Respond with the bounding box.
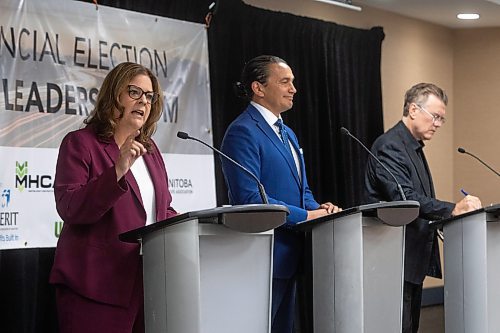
[15,161,53,192]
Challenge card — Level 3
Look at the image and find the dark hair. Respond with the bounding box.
[84,62,163,151]
[403,83,448,116]
[234,55,288,101]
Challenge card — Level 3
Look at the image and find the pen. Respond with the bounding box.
[460,188,469,196]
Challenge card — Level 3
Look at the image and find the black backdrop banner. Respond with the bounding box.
[207,1,384,208]
[0,0,384,332]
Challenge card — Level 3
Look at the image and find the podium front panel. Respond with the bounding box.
[362,217,404,333]
[142,219,202,333]
[198,224,273,333]
[142,219,273,333]
[487,222,500,330]
[311,211,405,333]
[444,210,500,333]
[311,220,336,333]
[333,213,364,332]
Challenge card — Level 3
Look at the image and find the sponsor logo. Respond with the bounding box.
[0,187,19,229]
[168,178,193,194]
[0,194,20,241]
[15,161,54,192]
[0,185,21,246]
[0,212,18,226]
[1,189,10,208]
[15,162,28,192]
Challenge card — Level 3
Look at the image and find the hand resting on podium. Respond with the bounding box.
[306,202,342,220]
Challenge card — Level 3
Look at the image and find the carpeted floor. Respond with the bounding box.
[419,304,444,332]
[295,304,445,332]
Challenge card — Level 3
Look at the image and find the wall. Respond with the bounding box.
[454,28,500,205]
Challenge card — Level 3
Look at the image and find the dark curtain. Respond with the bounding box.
[0,249,58,333]
[91,0,213,23]
[208,1,384,208]
[206,3,383,331]
[0,1,384,332]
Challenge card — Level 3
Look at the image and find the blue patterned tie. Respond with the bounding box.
[275,119,293,155]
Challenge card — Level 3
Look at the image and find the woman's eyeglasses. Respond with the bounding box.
[127,85,159,104]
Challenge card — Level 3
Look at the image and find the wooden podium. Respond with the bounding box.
[298,201,420,333]
[430,204,500,332]
[120,204,288,333]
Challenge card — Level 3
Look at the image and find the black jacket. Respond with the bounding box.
[364,120,455,284]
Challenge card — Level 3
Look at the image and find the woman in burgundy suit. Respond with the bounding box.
[50,62,177,333]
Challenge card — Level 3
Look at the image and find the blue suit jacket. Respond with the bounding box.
[221,104,320,278]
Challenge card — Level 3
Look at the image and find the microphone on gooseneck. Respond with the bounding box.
[176,131,269,204]
[340,127,407,201]
[457,147,500,177]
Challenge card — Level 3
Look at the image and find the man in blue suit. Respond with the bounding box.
[221,55,341,333]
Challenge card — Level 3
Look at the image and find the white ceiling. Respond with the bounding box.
[352,0,500,28]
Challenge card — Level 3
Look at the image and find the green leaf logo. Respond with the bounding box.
[16,161,28,178]
[16,161,28,192]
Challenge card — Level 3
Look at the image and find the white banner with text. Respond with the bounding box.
[0,0,216,249]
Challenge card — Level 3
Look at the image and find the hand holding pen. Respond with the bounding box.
[452,188,482,216]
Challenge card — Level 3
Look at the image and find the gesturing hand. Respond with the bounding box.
[115,130,147,180]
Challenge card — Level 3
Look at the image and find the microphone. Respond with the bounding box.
[457,147,500,177]
[176,131,269,204]
[341,127,407,201]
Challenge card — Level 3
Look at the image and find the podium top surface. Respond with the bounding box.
[296,200,420,230]
[429,203,500,227]
[119,204,289,243]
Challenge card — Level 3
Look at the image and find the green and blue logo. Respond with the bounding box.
[15,161,53,192]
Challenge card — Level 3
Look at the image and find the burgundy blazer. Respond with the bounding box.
[50,126,176,307]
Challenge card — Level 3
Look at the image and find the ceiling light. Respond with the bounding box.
[457,13,480,20]
[314,0,362,12]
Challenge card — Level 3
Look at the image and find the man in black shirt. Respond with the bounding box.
[364,82,481,333]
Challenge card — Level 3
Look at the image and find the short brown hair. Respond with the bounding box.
[403,83,448,116]
[84,62,163,151]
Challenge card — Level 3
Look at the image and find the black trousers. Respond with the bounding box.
[402,281,423,333]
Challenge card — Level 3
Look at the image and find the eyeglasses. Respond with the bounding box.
[127,85,159,104]
[415,104,446,124]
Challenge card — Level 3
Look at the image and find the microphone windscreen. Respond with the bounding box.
[177,131,189,140]
[457,147,466,154]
